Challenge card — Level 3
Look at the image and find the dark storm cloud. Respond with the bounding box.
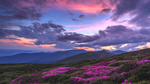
[105,25,133,34]
[31,21,65,33]
[34,40,56,45]
[139,28,150,35]
[20,21,65,39]
[57,32,101,43]
[111,0,140,21]
[0,21,65,41]
[93,26,150,46]
[98,30,106,37]
[0,0,42,21]
[128,0,150,27]
[58,25,150,47]
[34,40,46,45]
[0,28,8,38]
[100,8,111,14]
[93,36,146,46]
[57,32,83,42]
[111,0,150,27]
[80,35,100,43]
[0,20,76,49]
[79,15,85,18]
[12,7,42,20]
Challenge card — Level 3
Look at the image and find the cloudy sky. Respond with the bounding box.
[0,0,150,51]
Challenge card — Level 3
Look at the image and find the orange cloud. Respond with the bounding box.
[0,38,59,50]
[135,42,150,49]
[146,42,150,48]
[6,35,37,44]
[0,35,58,50]
[39,44,56,48]
[135,45,146,49]
[101,45,116,51]
[128,48,132,51]
[74,47,95,51]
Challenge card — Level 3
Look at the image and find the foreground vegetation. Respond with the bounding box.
[0,48,150,84]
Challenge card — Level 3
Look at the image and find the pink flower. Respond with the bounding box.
[120,72,127,76]
[12,76,23,83]
[42,67,70,78]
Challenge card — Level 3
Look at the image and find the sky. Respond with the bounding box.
[0,0,150,52]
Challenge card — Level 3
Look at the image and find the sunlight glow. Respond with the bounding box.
[101,45,116,51]
[120,44,128,48]
[74,47,95,51]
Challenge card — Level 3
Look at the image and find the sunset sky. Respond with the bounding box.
[0,0,150,51]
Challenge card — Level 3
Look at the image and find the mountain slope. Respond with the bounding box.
[105,50,126,55]
[0,50,87,64]
[111,50,126,55]
[6,48,150,84]
[52,50,113,64]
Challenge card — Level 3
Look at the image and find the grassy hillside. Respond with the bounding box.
[52,50,113,64]
[1,48,150,84]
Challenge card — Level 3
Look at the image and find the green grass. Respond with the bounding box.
[1,48,150,84]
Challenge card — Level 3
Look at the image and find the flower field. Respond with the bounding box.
[0,48,150,84]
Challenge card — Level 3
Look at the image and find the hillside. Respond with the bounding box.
[52,50,113,64]
[0,50,87,64]
[0,48,150,84]
[111,50,127,55]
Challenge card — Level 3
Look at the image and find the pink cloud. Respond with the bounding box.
[15,0,118,13]
[53,0,118,13]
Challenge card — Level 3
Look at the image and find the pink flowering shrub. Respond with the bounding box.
[69,60,120,83]
[143,57,149,60]
[12,76,23,83]
[11,56,150,84]
[121,79,131,84]
[42,67,70,78]
[120,72,128,76]
[12,60,120,84]
[133,59,150,68]
[12,67,70,83]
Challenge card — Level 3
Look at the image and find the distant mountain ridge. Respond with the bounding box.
[0,49,36,57]
[108,50,127,55]
[0,49,55,57]
[0,50,88,64]
[0,49,126,64]
[52,50,113,64]
[111,50,126,55]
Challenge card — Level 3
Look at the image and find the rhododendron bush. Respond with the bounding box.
[12,56,150,84]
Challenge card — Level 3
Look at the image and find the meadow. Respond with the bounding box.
[0,48,150,84]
